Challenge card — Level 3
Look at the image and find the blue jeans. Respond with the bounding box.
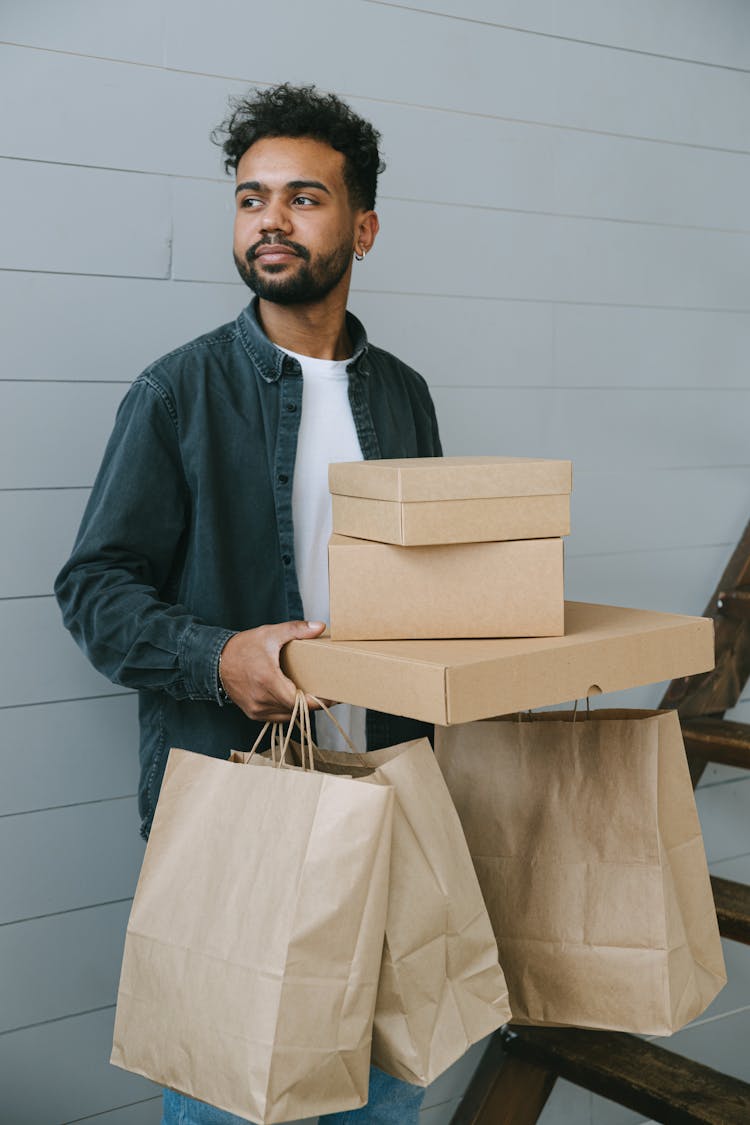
[161,1065,426,1124]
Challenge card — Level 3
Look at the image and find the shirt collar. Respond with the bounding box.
[237,297,371,383]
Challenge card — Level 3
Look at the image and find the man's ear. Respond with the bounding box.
[356,211,380,256]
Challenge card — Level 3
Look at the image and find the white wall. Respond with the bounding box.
[1,2,749,1122]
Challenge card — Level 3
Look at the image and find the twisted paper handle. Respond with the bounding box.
[243,691,356,768]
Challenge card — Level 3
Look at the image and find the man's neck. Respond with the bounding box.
[257,293,353,360]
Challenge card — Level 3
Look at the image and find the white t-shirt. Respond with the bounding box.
[281,345,367,753]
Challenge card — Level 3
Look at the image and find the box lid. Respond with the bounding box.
[328,456,572,502]
[282,601,714,726]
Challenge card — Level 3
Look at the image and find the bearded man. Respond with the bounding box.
[56,83,442,1125]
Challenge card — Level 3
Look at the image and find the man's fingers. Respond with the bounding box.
[224,620,327,722]
[271,619,326,648]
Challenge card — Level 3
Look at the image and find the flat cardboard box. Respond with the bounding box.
[281,601,714,726]
[329,456,572,545]
[328,534,564,640]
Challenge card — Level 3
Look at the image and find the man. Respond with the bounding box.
[56,83,441,1124]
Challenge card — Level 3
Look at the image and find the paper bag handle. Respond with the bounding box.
[245,690,311,767]
[241,690,356,768]
[306,695,359,754]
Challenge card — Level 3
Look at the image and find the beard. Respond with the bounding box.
[234,234,352,305]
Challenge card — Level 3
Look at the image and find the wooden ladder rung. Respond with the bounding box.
[682,718,750,770]
[498,1025,750,1124]
[712,876,750,944]
[449,1033,556,1125]
[717,586,750,621]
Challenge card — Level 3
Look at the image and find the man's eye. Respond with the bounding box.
[293,195,317,206]
[240,197,263,208]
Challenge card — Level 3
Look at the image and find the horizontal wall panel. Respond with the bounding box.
[176,186,750,309]
[4,46,750,235]
[0,159,171,278]
[710,854,750,882]
[0,489,89,598]
[0,381,125,488]
[0,695,139,816]
[590,1095,650,1125]
[0,44,236,183]
[172,176,236,285]
[395,0,750,70]
[423,1037,488,1108]
[368,99,750,231]
[349,293,750,389]
[0,796,143,924]
[565,543,732,618]
[725,700,750,723]
[698,763,750,788]
[0,272,247,383]
[165,0,750,152]
[551,304,750,389]
[648,1005,750,1084]
[0,599,131,709]
[538,1080,594,1125]
[569,468,750,558]
[699,939,750,1021]
[7,1,748,150]
[0,1007,158,1125]
[695,778,750,865]
[0,900,130,1033]
[420,1101,462,1125]
[0,0,163,64]
[433,387,750,471]
[69,1099,162,1125]
[365,201,750,308]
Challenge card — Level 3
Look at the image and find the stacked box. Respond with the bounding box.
[328,456,571,641]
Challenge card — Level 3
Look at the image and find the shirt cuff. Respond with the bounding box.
[179,622,238,704]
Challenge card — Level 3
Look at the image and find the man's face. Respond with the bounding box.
[233,136,361,305]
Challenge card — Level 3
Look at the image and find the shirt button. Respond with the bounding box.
[278,473,289,484]
[282,554,292,565]
[286,402,297,412]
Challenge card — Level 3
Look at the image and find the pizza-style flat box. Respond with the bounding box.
[328,456,572,545]
[328,534,564,640]
[281,602,714,726]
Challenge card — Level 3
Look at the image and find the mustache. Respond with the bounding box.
[247,234,310,262]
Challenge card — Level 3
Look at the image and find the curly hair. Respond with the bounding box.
[212,83,384,211]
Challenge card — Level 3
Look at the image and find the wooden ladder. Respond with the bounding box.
[452,520,750,1125]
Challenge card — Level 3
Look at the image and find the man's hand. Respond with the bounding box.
[218,621,326,721]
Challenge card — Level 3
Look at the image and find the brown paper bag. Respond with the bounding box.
[110,696,395,1124]
[435,709,726,1035]
[264,697,511,1086]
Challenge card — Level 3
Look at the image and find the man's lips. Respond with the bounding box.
[253,245,300,262]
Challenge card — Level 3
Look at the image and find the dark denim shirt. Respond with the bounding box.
[55,300,442,838]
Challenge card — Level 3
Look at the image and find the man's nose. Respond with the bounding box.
[260,199,292,233]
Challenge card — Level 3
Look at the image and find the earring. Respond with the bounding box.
[354,247,367,261]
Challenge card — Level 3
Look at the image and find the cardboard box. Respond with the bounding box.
[328,534,564,640]
[281,602,714,726]
[331,493,570,547]
[329,456,572,545]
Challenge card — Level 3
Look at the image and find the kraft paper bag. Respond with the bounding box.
[266,698,511,1086]
[435,709,726,1036]
[110,697,395,1124]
